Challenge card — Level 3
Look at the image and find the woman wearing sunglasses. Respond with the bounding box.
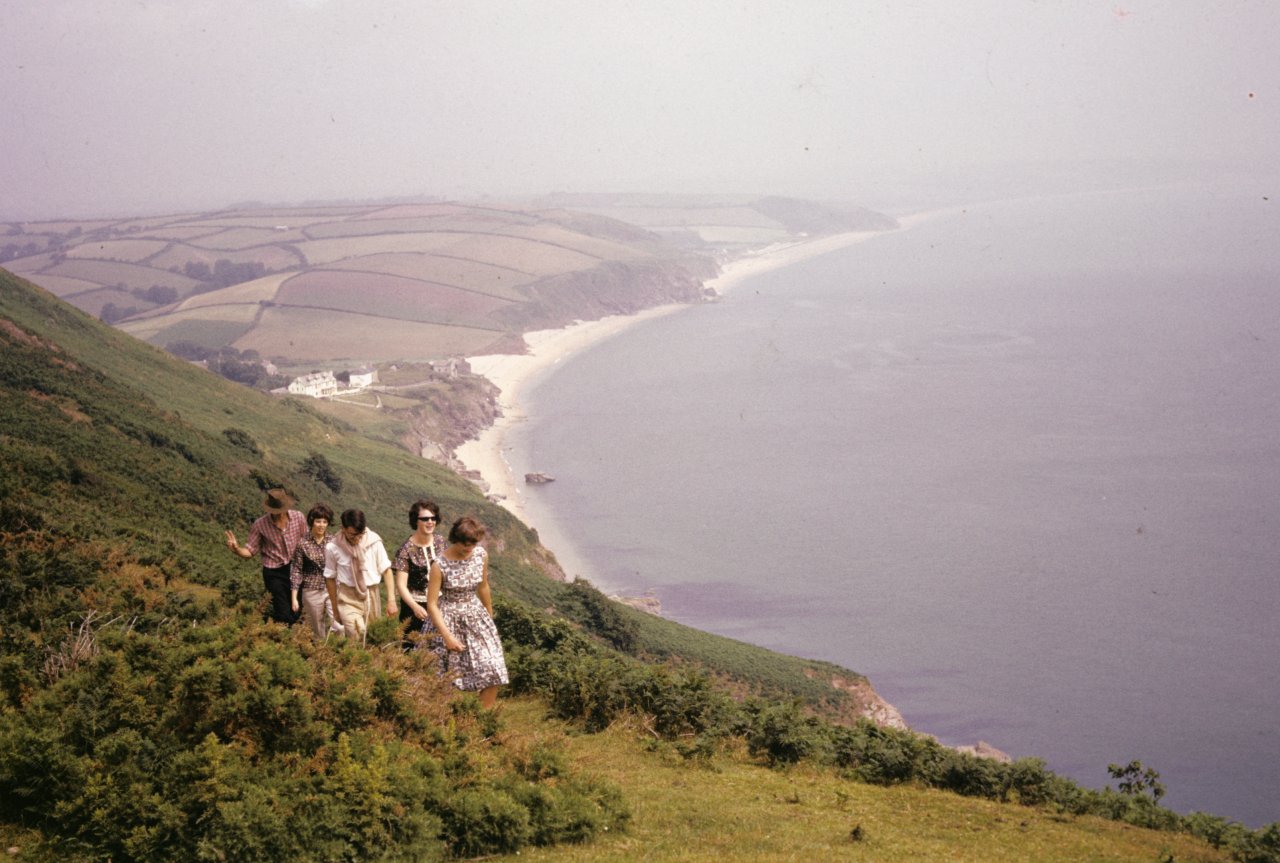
[394,499,447,646]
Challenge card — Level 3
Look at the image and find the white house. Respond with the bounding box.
[287,371,338,398]
[347,367,378,389]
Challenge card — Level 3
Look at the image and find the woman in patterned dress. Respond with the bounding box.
[394,499,446,648]
[427,516,508,708]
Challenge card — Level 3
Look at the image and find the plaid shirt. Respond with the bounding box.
[290,533,330,592]
[245,510,306,569]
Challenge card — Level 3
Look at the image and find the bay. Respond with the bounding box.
[510,185,1280,827]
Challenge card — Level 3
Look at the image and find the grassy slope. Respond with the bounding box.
[0,270,1241,861]
[0,268,865,710]
[492,700,1229,863]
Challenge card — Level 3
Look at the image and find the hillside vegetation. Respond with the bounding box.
[2,269,1275,861]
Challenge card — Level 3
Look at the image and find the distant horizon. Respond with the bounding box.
[4,155,1273,224]
[6,2,1275,226]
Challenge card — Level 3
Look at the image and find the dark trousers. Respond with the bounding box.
[262,565,299,625]
[399,602,435,651]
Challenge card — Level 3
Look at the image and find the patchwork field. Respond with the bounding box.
[322,253,537,300]
[149,243,303,272]
[275,270,517,327]
[65,238,169,262]
[6,194,890,367]
[23,273,102,298]
[235,305,507,363]
[121,302,263,344]
[174,272,293,309]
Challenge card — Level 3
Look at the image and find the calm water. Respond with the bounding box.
[511,186,1280,827]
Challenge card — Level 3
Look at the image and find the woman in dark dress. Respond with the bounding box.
[394,499,446,648]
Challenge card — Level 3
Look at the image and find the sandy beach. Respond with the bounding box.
[455,215,943,527]
[455,302,689,522]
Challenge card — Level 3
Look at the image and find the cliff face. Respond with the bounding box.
[750,196,900,234]
[492,256,717,334]
[815,671,909,730]
[398,375,501,462]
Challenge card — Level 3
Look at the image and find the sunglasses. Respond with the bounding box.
[416,514,438,523]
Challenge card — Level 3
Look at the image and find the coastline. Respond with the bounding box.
[453,210,984,739]
[455,213,949,532]
[455,302,689,522]
[454,231,873,525]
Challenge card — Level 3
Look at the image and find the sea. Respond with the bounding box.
[507,184,1280,828]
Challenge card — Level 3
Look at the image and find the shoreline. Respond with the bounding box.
[452,211,969,738]
[455,213,949,534]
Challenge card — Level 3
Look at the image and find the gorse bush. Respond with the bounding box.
[0,615,629,861]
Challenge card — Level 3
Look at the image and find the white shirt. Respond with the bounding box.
[323,530,392,588]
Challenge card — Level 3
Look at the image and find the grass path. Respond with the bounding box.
[492,699,1228,863]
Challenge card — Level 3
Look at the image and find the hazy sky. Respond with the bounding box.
[2,0,1276,219]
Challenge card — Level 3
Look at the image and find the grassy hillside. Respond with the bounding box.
[489,700,1235,863]
[3,201,717,365]
[1,269,1273,862]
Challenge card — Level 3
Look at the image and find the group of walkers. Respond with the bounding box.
[224,489,508,707]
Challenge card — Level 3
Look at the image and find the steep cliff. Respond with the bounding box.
[491,255,718,334]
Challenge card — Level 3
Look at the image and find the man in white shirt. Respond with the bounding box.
[323,509,398,642]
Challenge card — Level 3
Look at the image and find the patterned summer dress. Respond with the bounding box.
[432,546,509,691]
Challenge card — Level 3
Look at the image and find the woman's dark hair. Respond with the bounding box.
[409,498,441,528]
[340,509,366,532]
[448,516,486,546]
[307,503,334,527]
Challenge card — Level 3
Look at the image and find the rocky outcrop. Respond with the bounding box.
[818,672,909,730]
[400,375,501,465]
[610,592,662,616]
[955,741,1013,763]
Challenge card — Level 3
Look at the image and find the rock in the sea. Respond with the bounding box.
[525,472,556,484]
[611,592,662,616]
[955,741,1013,763]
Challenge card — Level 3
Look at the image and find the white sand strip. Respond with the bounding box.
[455,212,950,526]
[455,303,688,522]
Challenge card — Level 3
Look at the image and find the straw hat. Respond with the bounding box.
[263,489,295,512]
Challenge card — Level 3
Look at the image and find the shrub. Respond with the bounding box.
[745,700,831,766]
[300,451,343,493]
[557,579,639,653]
[222,428,261,455]
[440,787,531,857]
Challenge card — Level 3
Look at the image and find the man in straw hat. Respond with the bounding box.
[225,488,307,624]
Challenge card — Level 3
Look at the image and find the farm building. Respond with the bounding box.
[429,357,471,379]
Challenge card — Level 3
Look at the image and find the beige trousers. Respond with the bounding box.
[335,582,373,643]
[299,587,330,640]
